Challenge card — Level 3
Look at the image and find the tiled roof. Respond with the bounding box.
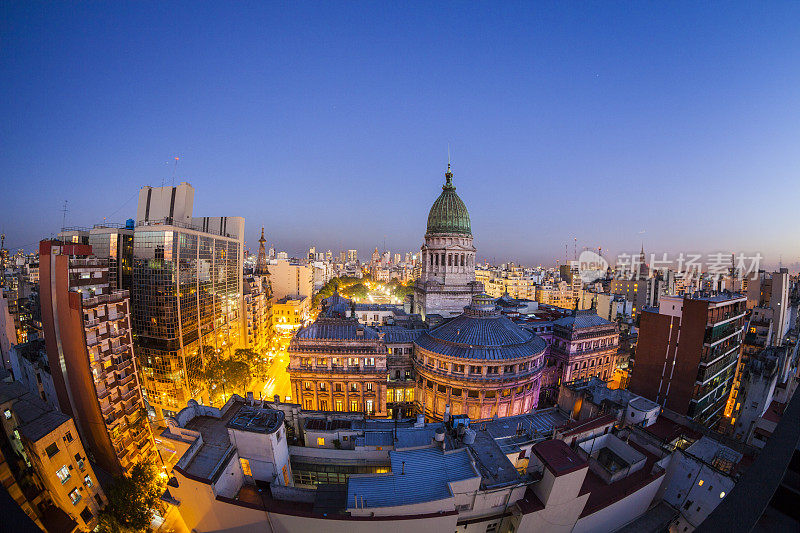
[414,312,547,361]
[346,447,478,509]
[377,326,427,344]
[295,319,380,341]
[553,310,614,330]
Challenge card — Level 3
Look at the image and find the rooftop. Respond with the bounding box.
[294,318,381,342]
[346,446,478,509]
[552,310,615,331]
[532,439,588,477]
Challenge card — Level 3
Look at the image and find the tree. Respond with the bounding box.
[342,282,368,300]
[97,461,166,533]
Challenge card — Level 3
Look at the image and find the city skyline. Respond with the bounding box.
[3,3,800,268]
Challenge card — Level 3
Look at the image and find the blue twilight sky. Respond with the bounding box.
[2,2,800,269]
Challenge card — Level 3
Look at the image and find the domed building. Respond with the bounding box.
[413,293,547,421]
[410,164,484,320]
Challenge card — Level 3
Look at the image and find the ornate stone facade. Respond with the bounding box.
[287,303,388,416]
[413,294,547,421]
[549,310,620,387]
[412,165,483,319]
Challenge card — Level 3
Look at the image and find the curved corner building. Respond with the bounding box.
[413,293,547,421]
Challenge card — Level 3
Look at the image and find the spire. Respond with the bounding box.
[444,163,454,190]
[255,226,269,278]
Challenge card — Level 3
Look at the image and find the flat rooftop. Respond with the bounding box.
[533,439,587,477]
[227,405,284,434]
[346,447,478,509]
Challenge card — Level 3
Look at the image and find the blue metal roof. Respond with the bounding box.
[295,319,380,341]
[347,447,478,509]
[552,310,614,330]
[414,312,547,361]
[377,326,427,344]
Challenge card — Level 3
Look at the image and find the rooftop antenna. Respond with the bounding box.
[60,200,69,231]
[171,156,179,186]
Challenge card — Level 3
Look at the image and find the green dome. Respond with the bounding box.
[426,165,472,235]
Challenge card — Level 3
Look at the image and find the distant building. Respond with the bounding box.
[550,309,620,385]
[629,293,747,427]
[270,260,313,301]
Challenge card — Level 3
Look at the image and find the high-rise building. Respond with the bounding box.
[411,165,483,319]
[39,240,155,476]
[346,249,358,262]
[132,182,244,420]
[629,293,747,427]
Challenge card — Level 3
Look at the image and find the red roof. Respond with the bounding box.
[643,416,701,443]
[559,414,617,437]
[533,439,588,477]
[762,400,786,424]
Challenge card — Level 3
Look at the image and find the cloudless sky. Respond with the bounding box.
[2,2,800,269]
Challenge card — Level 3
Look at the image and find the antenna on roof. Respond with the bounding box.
[60,200,69,231]
[171,156,179,187]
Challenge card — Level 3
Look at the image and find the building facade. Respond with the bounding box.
[550,310,620,385]
[39,240,155,476]
[132,182,245,420]
[288,309,388,416]
[629,293,747,427]
[414,293,547,421]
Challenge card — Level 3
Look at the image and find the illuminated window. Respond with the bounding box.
[3,409,10,420]
[698,480,704,486]
[720,492,726,498]
[56,465,71,484]
[83,475,93,488]
[240,458,252,477]
[317,437,325,446]
[68,488,81,505]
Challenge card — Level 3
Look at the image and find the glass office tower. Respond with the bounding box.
[132,183,244,421]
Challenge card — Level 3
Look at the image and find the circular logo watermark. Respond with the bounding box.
[576,251,609,283]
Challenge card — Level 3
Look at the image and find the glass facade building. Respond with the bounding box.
[133,224,243,420]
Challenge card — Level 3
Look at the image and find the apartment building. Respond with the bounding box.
[629,293,747,427]
[0,376,106,531]
[39,240,155,476]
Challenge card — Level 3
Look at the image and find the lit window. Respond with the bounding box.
[720,492,726,498]
[68,487,81,504]
[84,475,93,488]
[3,409,10,420]
[317,437,325,446]
[698,480,704,486]
[240,458,252,477]
[56,465,71,484]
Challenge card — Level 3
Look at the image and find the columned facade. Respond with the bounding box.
[413,294,547,421]
[412,165,483,319]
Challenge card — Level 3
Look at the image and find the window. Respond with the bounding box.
[334,383,342,392]
[335,400,343,411]
[720,492,726,498]
[365,399,374,413]
[698,479,704,486]
[68,488,81,505]
[365,382,373,392]
[319,382,327,391]
[3,409,10,420]
[317,437,325,446]
[56,465,71,484]
[64,431,73,443]
[240,458,252,477]
[45,443,59,458]
[350,383,358,392]
[83,475,93,488]
[350,400,359,412]
[79,507,93,523]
